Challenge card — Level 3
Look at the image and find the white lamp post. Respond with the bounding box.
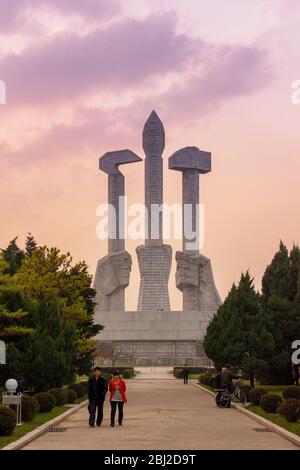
[2,378,22,425]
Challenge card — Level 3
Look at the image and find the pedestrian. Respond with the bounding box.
[182,367,189,384]
[88,367,108,427]
[109,371,127,427]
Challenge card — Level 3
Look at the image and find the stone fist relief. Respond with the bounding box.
[97,251,132,295]
[175,251,208,292]
[94,251,132,311]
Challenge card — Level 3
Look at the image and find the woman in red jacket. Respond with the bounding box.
[109,371,127,427]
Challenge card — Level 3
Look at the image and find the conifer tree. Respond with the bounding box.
[204,272,274,387]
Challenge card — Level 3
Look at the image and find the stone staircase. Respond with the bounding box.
[134,366,175,380]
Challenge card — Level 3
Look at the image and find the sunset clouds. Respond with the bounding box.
[0,0,299,309]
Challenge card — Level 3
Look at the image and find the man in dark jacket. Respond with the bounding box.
[220,366,241,408]
[88,367,108,427]
[182,368,190,384]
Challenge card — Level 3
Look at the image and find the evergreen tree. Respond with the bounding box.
[0,257,33,385]
[14,300,76,391]
[261,242,300,384]
[262,241,293,302]
[290,244,300,301]
[0,258,32,342]
[25,233,38,257]
[1,238,24,275]
[13,246,102,376]
[204,272,274,387]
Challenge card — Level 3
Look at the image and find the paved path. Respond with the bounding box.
[23,375,297,450]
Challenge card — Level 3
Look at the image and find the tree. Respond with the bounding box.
[25,233,38,257]
[261,242,300,384]
[204,272,274,387]
[0,256,33,385]
[1,238,24,275]
[262,241,293,302]
[96,342,126,367]
[13,246,102,375]
[0,257,32,343]
[290,245,300,301]
[12,300,76,391]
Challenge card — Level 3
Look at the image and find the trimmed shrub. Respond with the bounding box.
[173,366,212,377]
[21,395,39,421]
[79,382,88,394]
[278,399,300,422]
[282,386,300,400]
[122,369,135,379]
[68,383,85,398]
[34,392,55,412]
[174,368,183,379]
[208,376,216,388]
[260,394,283,413]
[66,388,78,404]
[92,366,135,377]
[249,388,268,406]
[0,405,17,436]
[48,388,68,406]
[48,388,60,406]
[198,374,215,388]
[240,385,251,402]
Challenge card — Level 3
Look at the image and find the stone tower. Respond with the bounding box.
[136,111,172,311]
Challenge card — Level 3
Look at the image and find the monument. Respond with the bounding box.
[94,111,221,366]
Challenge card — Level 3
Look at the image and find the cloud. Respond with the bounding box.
[1,13,197,105]
[0,0,120,31]
[161,44,271,120]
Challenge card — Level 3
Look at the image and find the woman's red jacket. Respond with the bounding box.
[109,379,127,403]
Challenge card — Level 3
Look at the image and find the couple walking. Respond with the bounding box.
[88,367,127,427]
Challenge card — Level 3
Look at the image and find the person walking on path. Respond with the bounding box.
[182,368,189,384]
[88,367,108,427]
[109,371,127,427]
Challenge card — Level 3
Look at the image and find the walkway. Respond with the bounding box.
[23,370,297,450]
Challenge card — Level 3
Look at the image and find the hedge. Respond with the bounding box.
[278,398,300,422]
[21,395,40,421]
[0,405,17,436]
[260,394,283,413]
[34,392,56,412]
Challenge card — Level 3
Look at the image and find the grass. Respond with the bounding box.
[247,404,300,437]
[74,394,88,404]
[189,373,201,380]
[242,381,287,396]
[0,405,69,449]
[196,381,300,438]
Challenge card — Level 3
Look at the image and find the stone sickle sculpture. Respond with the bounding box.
[94,150,142,311]
[169,147,221,311]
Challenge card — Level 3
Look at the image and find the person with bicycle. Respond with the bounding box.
[219,366,241,408]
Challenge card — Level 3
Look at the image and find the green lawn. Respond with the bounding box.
[242,381,287,396]
[75,395,88,404]
[196,382,300,438]
[247,404,300,437]
[189,374,201,380]
[0,405,69,449]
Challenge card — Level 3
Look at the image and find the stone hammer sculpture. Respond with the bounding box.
[94,149,142,311]
[169,146,220,311]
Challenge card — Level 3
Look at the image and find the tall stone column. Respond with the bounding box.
[136,111,172,311]
[169,147,220,311]
[94,150,141,311]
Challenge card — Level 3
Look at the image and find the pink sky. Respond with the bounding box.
[0,0,299,310]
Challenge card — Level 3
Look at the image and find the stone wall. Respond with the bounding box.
[94,340,210,366]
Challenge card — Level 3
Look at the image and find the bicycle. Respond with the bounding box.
[215,380,247,408]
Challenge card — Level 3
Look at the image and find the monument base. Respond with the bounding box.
[94,310,215,366]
